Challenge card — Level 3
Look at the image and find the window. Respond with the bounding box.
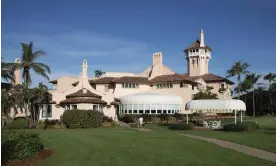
[72,105,77,110]
[180,82,183,87]
[157,84,160,89]
[192,85,194,90]
[132,84,135,88]
[66,105,70,110]
[122,84,124,88]
[125,84,128,88]
[104,85,109,92]
[99,105,103,112]
[180,82,188,88]
[42,104,52,118]
[139,110,143,114]
[93,105,99,111]
[221,84,225,88]
[196,49,198,52]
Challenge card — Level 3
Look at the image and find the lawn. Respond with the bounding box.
[32,126,276,166]
[146,117,276,153]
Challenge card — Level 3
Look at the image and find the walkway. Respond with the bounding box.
[118,121,130,127]
[178,134,276,162]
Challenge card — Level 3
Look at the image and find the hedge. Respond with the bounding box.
[169,123,194,130]
[119,114,182,123]
[223,121,259,132]
[1,130,43,163]
[3,118,27,129]
[62,110,104,128]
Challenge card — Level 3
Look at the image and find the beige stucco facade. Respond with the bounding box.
[8,29,234,121]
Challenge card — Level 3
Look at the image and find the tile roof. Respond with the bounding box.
[66,89,102,99]
[91,77,117,84]
[149,74,198,84]
[60,97,107,104]
[184,40,212,52]
[112,76,149,84]
[181,73,234,85]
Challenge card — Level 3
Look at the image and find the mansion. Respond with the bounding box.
[11,29,234,120]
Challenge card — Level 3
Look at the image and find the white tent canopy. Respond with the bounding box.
[185,99,246,124]
[119,92,182,114]
[185,99,246,113]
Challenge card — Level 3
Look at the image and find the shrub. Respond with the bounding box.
[102,116,115,127]
[120,114,136,123]
[4,118,26,129]
[36,120,46,130]
[173,113,184,121]
[168,117,176,123]
[223,122,259,132]
[169,123,194,130]
[46,120,60,127]
[141,114,152,122]
[103,116,113,123]
[1,130,43,163]
[159,114,169,122]
[62,110,104,128]
[151,117,161,123]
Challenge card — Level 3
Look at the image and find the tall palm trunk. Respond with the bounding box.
[253,89,255,117]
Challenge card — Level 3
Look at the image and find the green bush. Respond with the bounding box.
[168,117,176,123]
[103,116,115,127]
[223,121,259,132]
[151,117,161,123]
[169,123,194,130]
[4,118,26,129]
[63,110,104,128]
[36,120,46,130]
[141,114,153,122]
[1,130,43,163]
[173,113,184,121]
[159,114,169,122]
[120,114,136,123]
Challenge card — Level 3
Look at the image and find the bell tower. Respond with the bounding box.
[184,29,212,76]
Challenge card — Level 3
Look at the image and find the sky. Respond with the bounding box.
[2,0,276,88]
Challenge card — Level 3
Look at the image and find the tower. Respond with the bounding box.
[14,58,21,85]
[184,29,212,76]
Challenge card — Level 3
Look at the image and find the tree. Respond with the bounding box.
[18,42,51,87]
[264,72,276,106]
[255,86,265,112]
[1,60,16,83]
[33,83,48,125]
[22,83,35,126]
[245,73,262,117]
[94,69,105,78]
[226,61,250,99]
[193,86,218,100]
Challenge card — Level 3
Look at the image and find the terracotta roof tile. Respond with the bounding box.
[66,89,102,99]
[149,74,198,84]
[112,76,149,84]
[60,97,107,104]
[91,77,117,84]
[184,40,212,52]
[181,73,234,85]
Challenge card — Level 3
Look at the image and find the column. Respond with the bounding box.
[149,104,151,114]
[131,104,133,114]
[161,104,163,114]
[119,104,121,114]
[155,104,157,114]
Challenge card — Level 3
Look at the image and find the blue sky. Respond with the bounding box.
[2,0,276,87]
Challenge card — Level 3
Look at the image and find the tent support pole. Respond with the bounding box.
[186,113,188,124]
[235,110,237,124]
[241,110,243,123]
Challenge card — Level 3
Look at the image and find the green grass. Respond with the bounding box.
[30,126,276,166]
[146,117,276,153]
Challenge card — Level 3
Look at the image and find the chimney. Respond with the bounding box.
[152,52,163,66]
[14,58,21,85]
[82,60,88,78]
[200,29,205,47]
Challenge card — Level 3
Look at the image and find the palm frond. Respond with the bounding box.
[30,63,50,80]
[32,50,45,61]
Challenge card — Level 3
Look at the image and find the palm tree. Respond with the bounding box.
[226,61,250,99]
[264,72,276,105]
[18,42,51,87]
[1,60,15,83]
[245,73,262,117]
[1,89,16,125]
[94,69,105,78]
[22,83,35,126]
[255,86,265,112]
[33,83,48,125]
